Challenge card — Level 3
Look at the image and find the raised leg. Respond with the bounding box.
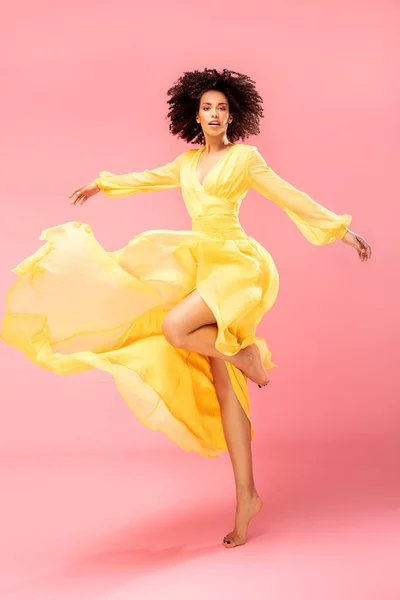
[210,357,263,548]
[162,290,270,387]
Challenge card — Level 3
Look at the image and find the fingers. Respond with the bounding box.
[362,241,372,260]
[69,186,89,205]
[69,187,81,204]
[362,242,371,261]
[69,192,87,206]
[356,236,372,262]
[69,187,83,200]
[358,244,367,261]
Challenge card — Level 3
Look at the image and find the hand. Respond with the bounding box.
[341,230,372,262]
[69,180,100,206]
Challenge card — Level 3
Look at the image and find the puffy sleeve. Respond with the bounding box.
[247,146,352,245]
[95,151,186,197]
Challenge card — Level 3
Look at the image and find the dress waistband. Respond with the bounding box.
[191,213,247,240]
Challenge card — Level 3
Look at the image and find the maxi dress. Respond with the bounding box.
[0,143,352,457]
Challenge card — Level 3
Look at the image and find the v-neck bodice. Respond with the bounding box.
[179,143,251,238]
[194,144,237,189]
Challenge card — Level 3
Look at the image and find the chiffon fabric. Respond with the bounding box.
[1,144,351,457]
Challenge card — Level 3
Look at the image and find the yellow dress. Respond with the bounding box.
[0,143,352,457]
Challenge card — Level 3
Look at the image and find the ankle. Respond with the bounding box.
[232,346,248,369]
[236,485,258,502]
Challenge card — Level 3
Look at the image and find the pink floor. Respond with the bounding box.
[1,437,398,600]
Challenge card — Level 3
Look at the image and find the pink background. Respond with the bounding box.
[0,1,398,599]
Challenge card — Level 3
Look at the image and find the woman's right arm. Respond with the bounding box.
[69,151,186,205]
[96,151,186,196]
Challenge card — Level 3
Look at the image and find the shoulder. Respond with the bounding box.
[180,147,199,156]
[237,143,257,150]
[174,147,198,163]
[235,144,260,166]
[167,148,197,169]
[182,147,199,155]
[236,143,258,157]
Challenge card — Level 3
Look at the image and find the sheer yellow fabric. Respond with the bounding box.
[1,144,351,457]
[247,147,352,244]
[95,152,185,196]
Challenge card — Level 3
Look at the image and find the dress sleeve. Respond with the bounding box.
[247,146,352,245]
[95,151,186,197]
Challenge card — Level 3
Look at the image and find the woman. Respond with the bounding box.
[1,68,371,548]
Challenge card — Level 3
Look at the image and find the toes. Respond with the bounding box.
[223,538,240,548]
[223,534,238,547]
[223,538,234,547]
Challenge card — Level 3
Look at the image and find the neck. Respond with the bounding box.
[202,134,232,154]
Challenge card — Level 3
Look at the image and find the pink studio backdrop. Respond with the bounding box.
[0,0,398,457]
[0,3,399,599]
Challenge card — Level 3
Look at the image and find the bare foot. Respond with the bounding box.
[223,493,263,548]
[233,344,270,386]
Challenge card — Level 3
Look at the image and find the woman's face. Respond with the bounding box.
[196,90,233,138]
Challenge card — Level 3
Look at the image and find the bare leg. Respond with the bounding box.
[162,290,270,387]
[210,357,263,548]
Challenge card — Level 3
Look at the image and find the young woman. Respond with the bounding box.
[1,68,371,548]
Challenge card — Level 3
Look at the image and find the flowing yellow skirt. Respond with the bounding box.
[0,221,279,457]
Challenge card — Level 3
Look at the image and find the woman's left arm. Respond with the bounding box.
[247,147,371,261]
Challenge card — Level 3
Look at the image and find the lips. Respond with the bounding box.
[209,121,220,125]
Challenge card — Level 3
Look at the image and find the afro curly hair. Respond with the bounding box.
[166,68,264,146]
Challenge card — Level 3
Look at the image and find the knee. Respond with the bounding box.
[162,313,186,348]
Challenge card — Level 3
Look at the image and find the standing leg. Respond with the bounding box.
[210,357,263,548]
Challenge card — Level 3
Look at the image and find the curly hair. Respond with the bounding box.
[166,68,264,146]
